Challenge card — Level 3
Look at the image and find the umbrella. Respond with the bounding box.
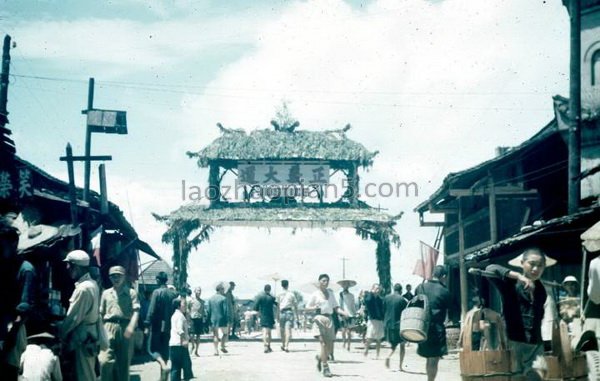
[581,220,600,253]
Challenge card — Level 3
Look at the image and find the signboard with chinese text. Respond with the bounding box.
[237,162,330,186]
[0,166,33,200]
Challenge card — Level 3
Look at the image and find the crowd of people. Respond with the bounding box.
[0,236,454,381]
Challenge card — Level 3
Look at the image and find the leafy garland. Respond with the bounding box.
[355,213,403,295]
[154,211,402,294]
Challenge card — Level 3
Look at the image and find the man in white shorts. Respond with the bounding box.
[306,274,349,378]
[363,283,385,358]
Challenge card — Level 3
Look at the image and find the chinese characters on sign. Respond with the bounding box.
[0,167,33,200]
[237,162,330,186]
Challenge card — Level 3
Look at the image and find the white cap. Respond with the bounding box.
[63,250,90,267]
[562,275,578,285]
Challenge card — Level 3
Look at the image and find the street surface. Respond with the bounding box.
[130,331,462,380]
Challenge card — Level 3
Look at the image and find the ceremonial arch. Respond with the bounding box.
[154,121,402,294]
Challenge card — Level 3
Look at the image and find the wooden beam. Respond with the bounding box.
[488,174,498,243]
[449,187,537,197]
[418,212,444,227]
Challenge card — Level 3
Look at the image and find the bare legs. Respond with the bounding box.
[385,343,405,370]
[212,327,229,355]
[263,327,272,352]
[426,357,440,381]
[364,338,381,359]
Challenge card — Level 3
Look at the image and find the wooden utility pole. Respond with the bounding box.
[458,198,468,323]
[0,35,15,160]
[99,163,108,215]
[567,0,581,214]
[341,256,349,279]
[64,144,79,226]
[83,78,95,203]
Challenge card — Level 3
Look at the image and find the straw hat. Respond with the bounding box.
[337,279,357,288]
[27,332,55,341]
[508,252,557,268]
[17,224,59,252]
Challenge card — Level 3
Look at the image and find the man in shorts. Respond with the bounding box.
[189,287,206,357]
[254,284,277,353]
[363,283,385,358]
[383,283,408,370]
[416,265,450,381]
[337,280,357,351]
[207,283,230,355]
[276,280,298,352]
[306,274,349,378]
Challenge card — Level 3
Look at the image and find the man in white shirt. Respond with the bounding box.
[585,256,600,345]
[276,280,298,352]
[306,274,349,378]
[338,280,357,351]
[19,333,62,381]
[169,298,193,381]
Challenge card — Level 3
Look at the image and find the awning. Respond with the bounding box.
[136,238,161,260]
[582,220,600,253]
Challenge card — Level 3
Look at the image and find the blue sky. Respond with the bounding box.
[0,0,571,298]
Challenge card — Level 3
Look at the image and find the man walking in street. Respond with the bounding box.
[402,284,414,301]
[59,250,100,381]
[306,274,349,378]
[189,287,206,357]
[145,271,178,380]
[255,284,277,353]
[225,281,239,340]
[383,283,408,371]
[338,280,357,351]
[99,265,140,381]
[276,280,298,352]
[416,265,450,381]
[363,283,385,359]
[207,283,230,355]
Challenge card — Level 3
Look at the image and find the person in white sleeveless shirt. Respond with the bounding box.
[337,280,357,351]
[306,274,349,378]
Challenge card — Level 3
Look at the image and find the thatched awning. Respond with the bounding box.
[157,203,395,228]
[187,129,378,168]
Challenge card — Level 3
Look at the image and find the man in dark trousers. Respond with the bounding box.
[144,271,177,381]
[254,284,277,353]
[383,283,408,370]
[416,265,450,381]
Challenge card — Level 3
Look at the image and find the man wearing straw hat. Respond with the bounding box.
[415,265,450,381]
[20,332,62,381]
[99,265,140,381]
[337,279,357,351]
[486,247,554,381]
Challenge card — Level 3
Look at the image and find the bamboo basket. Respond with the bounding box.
[460,308,513,381]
